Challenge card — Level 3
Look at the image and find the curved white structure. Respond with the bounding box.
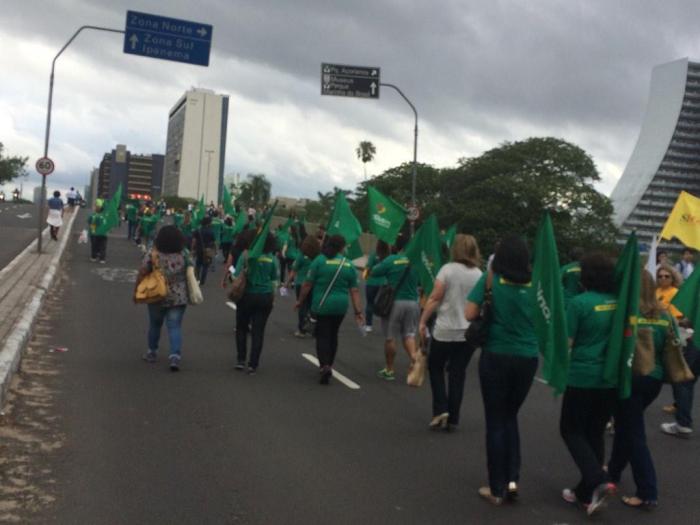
[611,58,700,247]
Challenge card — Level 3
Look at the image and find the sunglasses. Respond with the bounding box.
[658,274,672,279]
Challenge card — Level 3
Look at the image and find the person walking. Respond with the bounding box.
[46,190,64,241]
[286,235,321,338]
[192,216,216,286]
[655,263,683,320]
[370,234,420,381]
[297,235,363,384]
[607,269,672,510]
[220,216,236,262]
[125,201,138,240]
[466,235,538,506]
[675,248,695,280]
[232,232,279,374]
[136,225,193,371]
[559,252,618,516]
[419,234,482,431]
[87,200,108,263]
[364,240,390,334]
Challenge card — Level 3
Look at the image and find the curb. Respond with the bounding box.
[0,209,79,408]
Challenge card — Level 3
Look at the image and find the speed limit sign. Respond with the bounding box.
[35,157,55,176]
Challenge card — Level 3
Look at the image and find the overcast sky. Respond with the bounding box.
[1,0,699,200]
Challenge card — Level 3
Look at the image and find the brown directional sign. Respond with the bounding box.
[321,63,380,99]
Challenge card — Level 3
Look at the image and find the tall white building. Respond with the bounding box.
[162,88,229,204]
[610,58,700,248]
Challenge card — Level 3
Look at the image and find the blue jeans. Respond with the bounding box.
[365,285,379,327]
[479,350,538,498]
[672,345,700,428]
[148,304,186,358]
[127,220,137,239]
[608,375,662,501]
[196,258,210,285]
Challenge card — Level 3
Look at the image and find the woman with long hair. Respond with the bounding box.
[466,236,537,505]
[297,235,363,384]
[656,263,683,320]
[419,234,482,431]
[607,269,671,510]
[286,235,321,338]
[136,225,192,371]
[364,240,390,333]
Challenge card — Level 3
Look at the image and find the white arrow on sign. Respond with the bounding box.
[197,27,208,37]
[370,82,377,95]
[129,34,139,49]
[371,70,377,76]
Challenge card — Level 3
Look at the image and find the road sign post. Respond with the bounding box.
[321,63,380,98]
[124,11,212,66]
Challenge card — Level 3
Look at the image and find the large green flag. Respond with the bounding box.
[192,196,206,229]
[222,186,236,217]
[367,186,406,245]
[442,224,457,251]
[604,232,640,399]
[233,207,248,234]
[248,201,278,259]
[404,214,443,296]
[102,183,123,232]
[672,266,700,346]
[531,213,569,395]
[327,191,362,245]
[346,238,364,260]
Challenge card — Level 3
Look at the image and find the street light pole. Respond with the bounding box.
[379,83,418,235]
[39,25,124,253]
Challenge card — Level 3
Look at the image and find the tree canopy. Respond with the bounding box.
[0,142,28,185]
[238,173,271,208]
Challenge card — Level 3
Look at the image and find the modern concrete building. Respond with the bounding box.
[611,58,700,249]
[97,145,164,200]
[162,88,229,204]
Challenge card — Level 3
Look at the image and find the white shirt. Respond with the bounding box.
[432,263,483,342]
[676,261,695,280]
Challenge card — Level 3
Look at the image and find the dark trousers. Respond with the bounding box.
[278,254,287,283]
[479,350,538,498]
[560,386,617,503]
[428,339,475,425]
[221,242,232,261]
[365,285,379,327]
[672,344,700,428]
[608,375,662,501]
[90,235,108,261]
[235,293,273,369]
[195,257,210,285]
[127,220,137,239]
[295,285,312,333]
[315,314,345,367]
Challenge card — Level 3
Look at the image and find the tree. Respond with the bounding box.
[441,137,618,256]
[238,173,271,208]
[355,141,377,180]
[0,143,29,185]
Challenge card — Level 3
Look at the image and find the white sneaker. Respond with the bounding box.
[364,325,373,333]
[661,422,693,438]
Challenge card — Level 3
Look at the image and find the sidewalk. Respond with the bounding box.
[0,209,79,407]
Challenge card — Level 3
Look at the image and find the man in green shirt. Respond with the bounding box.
[125,202,138,240]
[369,235,419,381]
[88,200,108,263]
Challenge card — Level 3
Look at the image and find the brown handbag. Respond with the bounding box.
[227,252,248,303]
[134,250,168,304]
[632,327,656,376]
[663,322,695,383]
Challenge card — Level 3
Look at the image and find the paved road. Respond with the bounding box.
[4,215,700,524]
[0,202,41,268]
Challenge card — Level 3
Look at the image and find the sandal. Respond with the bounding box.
[622,496,657,510]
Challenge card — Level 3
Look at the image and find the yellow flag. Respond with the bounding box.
[660,191,700,250]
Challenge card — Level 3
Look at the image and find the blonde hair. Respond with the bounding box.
[451,234,481,268]
[640,269,663,319]
[656,262,683,288]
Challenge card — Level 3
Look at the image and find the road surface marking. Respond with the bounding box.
[226,301,237,310]
[301,353,360,390]
[534,376,547,385]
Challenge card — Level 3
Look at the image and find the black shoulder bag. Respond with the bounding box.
[374,265,411,319]
[465,271,493,348]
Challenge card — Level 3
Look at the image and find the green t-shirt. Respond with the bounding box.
[637,312,675,381]
[88,212,106,236]
[561,261,583,306]
[221,224,235,243]
[286,236,299,261]
[566,291,617,388]
[369,253,418,301]
[211,218,223,245]
[139,215,158,238]
[126,204,138,222]
[306,254,359,315]
[173,213,184,229]
[468,272,538,358]
[292,253,312,287]
[365,252,388,287]
[235,252,278,294]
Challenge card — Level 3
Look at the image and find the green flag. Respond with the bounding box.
[222,186,236,217]
[404,214,444,296]
[248,201,278,259]
[192,196,206,229]
[367,186,407,244]
[442,224,457,251]
[672,266,700,346]
[346,238,364,260]
[102,183,123,232]
[327,191,362,245]
[604,232,640,399]
[531,213,569,395]
[233,207,248,235]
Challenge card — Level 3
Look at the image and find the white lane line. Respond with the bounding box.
[226,301,237,310]
[534,376,548,385]
[301,353,361,390]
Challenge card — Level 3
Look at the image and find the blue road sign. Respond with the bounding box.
[124,11,212,67]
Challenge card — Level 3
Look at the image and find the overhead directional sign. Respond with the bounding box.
[321,63,380,99]
[124,11,212,66]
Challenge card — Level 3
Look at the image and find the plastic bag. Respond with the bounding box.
[78,229,88,244]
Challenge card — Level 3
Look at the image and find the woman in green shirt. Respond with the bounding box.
[363,240,390,333]
[297,235,363,385]
[607,269,670,510]
[560,252,617,516]
[286,235,321,338]
[466,235,538,505]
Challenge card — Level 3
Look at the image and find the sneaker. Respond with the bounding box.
[90,257,97,262]
[587,482,616,516]
[661,421,693,438]
[377,368,395,381]
[142,351,157,363]
[293,330,307,338]
[99,260,106,264]
[364,325,373,333]
[507,482,519,501]
[169,355,180,372]
[561,488,577,504]
[234,361,245,371]
[247,366,257,376]
[662,404,677,414]
[478,486,503,506]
